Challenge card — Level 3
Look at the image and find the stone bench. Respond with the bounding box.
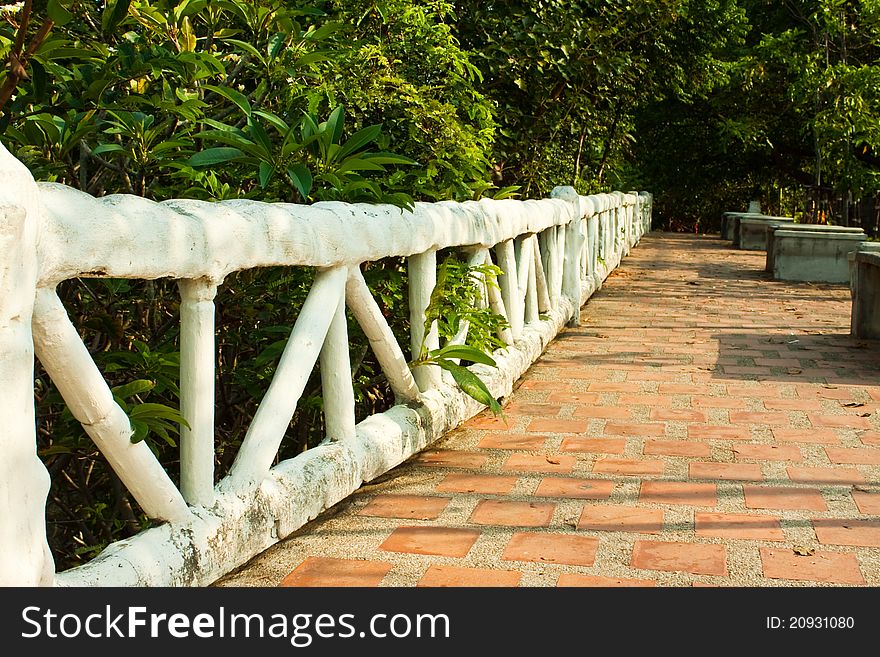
[766,223,866,273]
[737,215,795,250]
[721,201,762,239]
[850,246,880,338]
[770,228,867,283]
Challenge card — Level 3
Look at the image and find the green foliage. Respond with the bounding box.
[412,254,509,416]
[628,0,880,229]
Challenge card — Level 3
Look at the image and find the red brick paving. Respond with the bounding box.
[559,437,627,454]
[689,462,764,481]
[380,526,481,557]
[631,540,727,576]
[577,505,665,534]
[639,481,717,507]
[358,495,451,520]
[644,439,712,457]
[501,453,576,473]
[280,557,392,587]
[813,519,880,548]
[417,565,522,587]
[435,473,518,495]
[760,548,865,585]
[220,233,879,589]
[852,490,880,514]
[533,477,614,499]
[742,485,828,512]
[477,433,547,450]
[694,512,785,542]
[556,574,656,587]
[469,500,555,527]
[786,466,866,485]
[732,443,802,462]
[502,532,599,566]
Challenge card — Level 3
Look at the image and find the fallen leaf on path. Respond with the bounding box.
[546,456,560,465]
[792,546,815,556]
[842,402,865,408]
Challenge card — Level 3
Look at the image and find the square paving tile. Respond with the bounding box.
[689,462,763,481]
[760,548,864,585]
[639,481,717,507]
[578,505,664,534]
[527,418,590,433]
[688,425,751,441]
[694,512,785,541]
[813,518,880,548]
[852,490,880,514]
[469,499,555,527]
[501,453,576,473]
[557,574,656,587]
[414,450,489,469]
[435,473,518,495]
[533,477,614,500]
[808,414,872,429]
[358,495,450,520]
[824,447,880,465]
[280,557,391,587]
[592,458,665,476]
[417,565,521,587]
[560,437,627,454]
[742,485,827,512]
[644,440,711,458]
[380,526,481,557]
[502,532,599,566]
[631,540,727,576]
[732,444,802,462]
[786,466,866,485]
[477,434,547,450]
[773,428,840,444]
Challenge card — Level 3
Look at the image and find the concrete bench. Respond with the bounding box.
[720,201,762,240]
[770,228,867,283]
[850,246,880,338]
[766,223,866,273]
[737,215,795,250]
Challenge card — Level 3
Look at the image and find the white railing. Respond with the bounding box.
[0,143,652,586]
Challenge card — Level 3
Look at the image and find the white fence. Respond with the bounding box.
[0,143,651,586]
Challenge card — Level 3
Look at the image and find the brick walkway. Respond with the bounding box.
[216,232,880,587]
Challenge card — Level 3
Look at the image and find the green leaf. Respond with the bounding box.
[203,84,252,117]
[223,38,267,66]
[258,161,273,188]
[129,403,189,428]
[129,419,149,444]
[334,157,386,174]
[111,379,155,400]
[47,0,74,26]
[325,105,345,145]
[102,0,132,34]
[435,360,503,416]
[91,143,126,156]
[253,110,290,135]
[336,124,382,160]
[268,32,287,60]
[287,163,312,201]
[188,147,246,167]
[361,152,418,166]
[431,344,497,367]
